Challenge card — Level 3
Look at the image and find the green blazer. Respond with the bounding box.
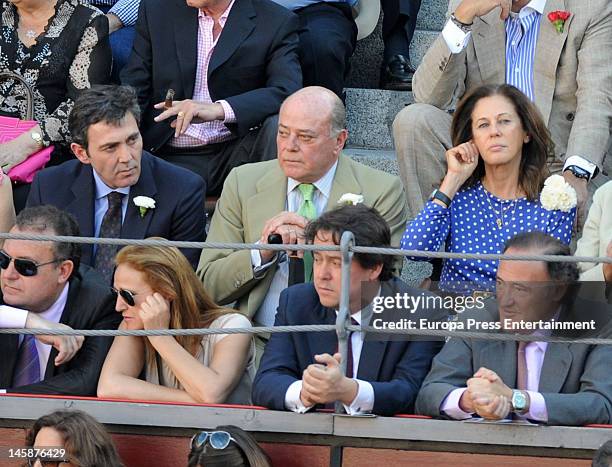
[197,155,409,319]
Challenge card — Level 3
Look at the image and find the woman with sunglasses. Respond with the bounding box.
[0,169,15,246]
[188,425,271,467]
[25,409,123,467]
[97,244,255,404]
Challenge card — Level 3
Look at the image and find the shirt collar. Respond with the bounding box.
[199,0,235,24]
[287,160,338,200]
[510,0,546,19]
[530,306,562,344]
[93,169,131,201]
[39,282,70,323]
[334,285,382,327]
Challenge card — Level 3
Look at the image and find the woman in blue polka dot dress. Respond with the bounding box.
[401,84,575,294]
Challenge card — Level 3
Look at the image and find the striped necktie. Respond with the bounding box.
[12,334,41,387]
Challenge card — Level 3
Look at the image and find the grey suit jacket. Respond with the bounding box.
[413,0,612,168]
[415,300,612,425]
[197,155,409,319]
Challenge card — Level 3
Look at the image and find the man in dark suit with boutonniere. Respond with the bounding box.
[27,86,206,282]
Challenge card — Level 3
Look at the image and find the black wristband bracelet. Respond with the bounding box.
[431,189,452,208]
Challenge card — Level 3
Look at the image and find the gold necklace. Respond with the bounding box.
[482,185,518,229]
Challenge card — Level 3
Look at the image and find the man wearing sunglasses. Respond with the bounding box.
[0,206,122,396]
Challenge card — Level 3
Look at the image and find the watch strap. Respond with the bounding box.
[450,13,473,32]
[564,165,591,180]
[431,189,452,208]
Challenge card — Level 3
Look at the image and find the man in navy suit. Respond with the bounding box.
[27,86,206,279]
[253,204,445,416]
[121,0,302,196]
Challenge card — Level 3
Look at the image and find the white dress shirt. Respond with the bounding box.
[16,283,70,378]
[251,161,338,327]
[0,305,29,329]
[284,306,376,415]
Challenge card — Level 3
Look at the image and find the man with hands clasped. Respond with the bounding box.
[393,0,612,224]
[253,205,443,415]
[416,231,612,425]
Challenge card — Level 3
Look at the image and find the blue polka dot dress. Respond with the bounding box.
[400,182,575,294]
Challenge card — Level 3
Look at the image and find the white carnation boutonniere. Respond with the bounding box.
[337,193,364,206]
[540,175,577,212]
[133,196,156,218]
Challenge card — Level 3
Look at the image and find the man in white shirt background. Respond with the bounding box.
[392,0,612,224]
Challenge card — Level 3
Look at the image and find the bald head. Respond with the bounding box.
[276,86,349,183]
[280,86,346,137]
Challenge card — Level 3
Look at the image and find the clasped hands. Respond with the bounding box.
[459,367,514,420]
[299,353,358,408]
[259,211,310,263]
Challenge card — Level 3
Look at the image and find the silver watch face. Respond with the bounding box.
[512,391,527,410]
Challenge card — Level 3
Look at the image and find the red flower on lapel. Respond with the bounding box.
[547,10,571,33]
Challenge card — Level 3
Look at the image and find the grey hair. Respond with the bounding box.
[328,94,346,137]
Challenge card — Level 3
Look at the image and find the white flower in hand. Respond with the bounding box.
[337,193,364,206]
[540,175,577,212]
[133,196,156,218]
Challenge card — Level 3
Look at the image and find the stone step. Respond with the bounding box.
[343,147,432,284]
[416,0,449,31]
[345,88,413,149]
[343,146,399,175]
[348,29,439,89]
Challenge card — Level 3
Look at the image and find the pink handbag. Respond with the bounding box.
[0,72,54,184]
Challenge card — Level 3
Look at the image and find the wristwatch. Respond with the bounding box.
[30,131,43,149]
[511,390,530,415]
[563,165,591,181]
[430,189,452,208]
[450,13,473,33]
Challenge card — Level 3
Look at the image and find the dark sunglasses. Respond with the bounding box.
[111,287,137,307]
[27,457,69,467]
[0,250,64,277]
[191,431,235,451]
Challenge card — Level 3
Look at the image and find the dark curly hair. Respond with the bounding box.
[303,204,395,281]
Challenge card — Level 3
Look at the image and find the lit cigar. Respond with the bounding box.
[164,89,175,109]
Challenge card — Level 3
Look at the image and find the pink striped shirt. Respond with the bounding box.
[171,1,237,148]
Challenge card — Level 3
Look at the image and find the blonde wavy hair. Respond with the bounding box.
[115,243,231,368]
